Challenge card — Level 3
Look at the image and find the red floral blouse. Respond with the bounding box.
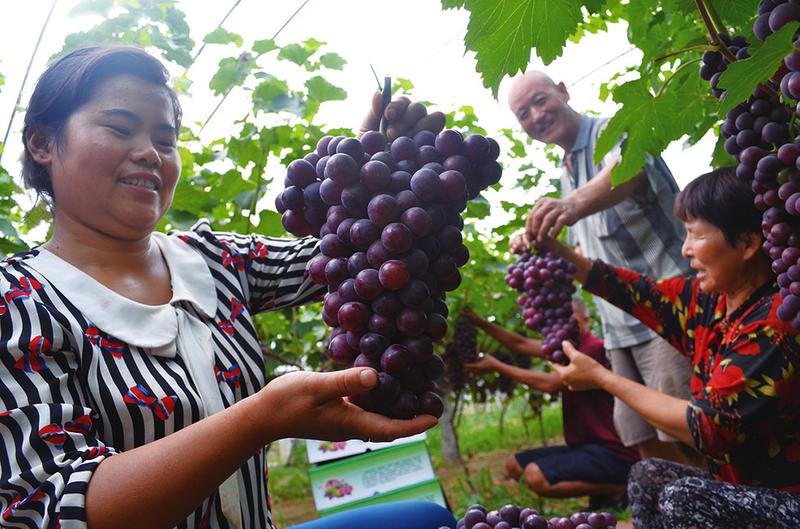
[586,260,800,492]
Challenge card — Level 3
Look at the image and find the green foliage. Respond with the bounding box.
[718,22,800,113]
[450,0,790,183]
[462,0,584,97]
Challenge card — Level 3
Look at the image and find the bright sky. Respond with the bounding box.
[0,0,715,220]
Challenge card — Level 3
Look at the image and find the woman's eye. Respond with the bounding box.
[108,125,130,135]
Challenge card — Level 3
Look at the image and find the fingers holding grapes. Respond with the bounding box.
[525,197,578,243]
[463,354,499,374]
[359,93,445,141]
[550,341,605,391]
[509,232,528,254]
[262,369,437,443]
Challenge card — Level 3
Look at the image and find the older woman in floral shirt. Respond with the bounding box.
[532,167,800,528]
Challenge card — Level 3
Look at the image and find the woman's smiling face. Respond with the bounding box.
[42,73,181,240]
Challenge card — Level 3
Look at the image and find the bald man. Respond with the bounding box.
[508,71,699,467]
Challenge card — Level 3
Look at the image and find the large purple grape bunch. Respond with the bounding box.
[505,250,578,364]
[700,1,800,327]
[444,503,618,529]
[278,128,502,419]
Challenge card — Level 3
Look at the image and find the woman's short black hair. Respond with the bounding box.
[674,166,761,247]
[22,45,182,200]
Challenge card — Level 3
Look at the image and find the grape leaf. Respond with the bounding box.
[717,21,800,113]
[277,44,314,65]
[208,56,251,96]
[253,39,277,54]
[442,0,466,8]
[203,28,243,47]
[68,0,114,17]
[255,210,284,237]
[708,0,755,33]
[319,52,347,70]
[596,70,716,186]
[253,76,290,113]
[305,76,346,104]
[462,0,583,97]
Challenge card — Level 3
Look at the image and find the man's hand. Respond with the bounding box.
[549,341,607,391]
[464,354,502,375]
[359,92,446,141]
[525,196,580,243]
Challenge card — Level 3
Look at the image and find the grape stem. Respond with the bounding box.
[694,0,737,62]
[694,0,781,100]
[653,44,716,64]
[655,58,703,98]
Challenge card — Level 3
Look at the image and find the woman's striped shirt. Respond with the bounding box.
[0,220,323,529]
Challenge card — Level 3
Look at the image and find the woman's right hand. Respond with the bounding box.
[259,368,437,443]
[359,93,446,141]
[509,232,528,254]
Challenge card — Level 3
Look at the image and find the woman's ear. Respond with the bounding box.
[740,231,763,261]
[26,130,55,167]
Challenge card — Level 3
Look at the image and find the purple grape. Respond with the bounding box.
[389,170,412,193]
[354,268,384,300]
[371,291,402,317]
[382,223,413,254]
[349,219,381,250]
[380,344,413,377]
[361,160,392,192]
[418,391,443,417]
[401,207,432,237]
[367,194,401,227]
[324,258,349,288]
[396,308,427,337]
[435,130,463,157]
[286,159,317,188]
[378,259,410,290]
[410,168,442,201]
[341,184,370,215]
[336,137,365,160]
[324,153,359,185]
[360,333,390,360]
[347,251,370,277]
[390,136,419,162]
[338,301,370,332]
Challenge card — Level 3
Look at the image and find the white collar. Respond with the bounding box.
[25,232,217,349]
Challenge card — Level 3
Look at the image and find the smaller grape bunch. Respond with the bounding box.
[444,503,618,529]
[505,249,578,364]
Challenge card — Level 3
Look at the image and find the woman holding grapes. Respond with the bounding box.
[0,45,454,529]
[527,167,800,528]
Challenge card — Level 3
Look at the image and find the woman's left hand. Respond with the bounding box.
[550,341,607,391]
[260,368,437,444]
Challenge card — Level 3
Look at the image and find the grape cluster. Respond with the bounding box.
[452,316,479,362]
[700,34,750,99]
[700,2,800,327]
[279,129,502,419]
[506,250,578,364]
[444,503,617,529]
[755,1,800,42]
[492,350,516,396]
[443,342,470,392]
[442,316,477,394]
